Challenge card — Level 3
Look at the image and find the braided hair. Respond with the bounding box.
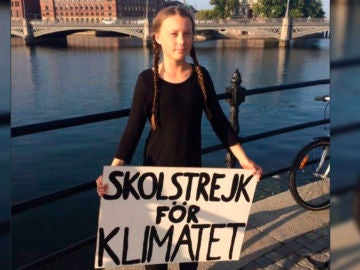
[151,6,212,130]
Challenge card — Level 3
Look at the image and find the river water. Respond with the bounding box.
[11,36,330,268]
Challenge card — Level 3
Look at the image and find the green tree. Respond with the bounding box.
[252,0,325,18]
[210,0,240,19]
[195,10,217,20]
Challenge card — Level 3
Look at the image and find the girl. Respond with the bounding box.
[97,5,262,270]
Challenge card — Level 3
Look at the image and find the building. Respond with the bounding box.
[11,0,165,23]
[234,0,254,18]
[117,0,163,18]
[11,0,41,19]
[40,0,118,23]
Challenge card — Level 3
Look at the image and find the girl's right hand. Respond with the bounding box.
[96,175,108,197]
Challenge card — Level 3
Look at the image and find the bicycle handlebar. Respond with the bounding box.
[315,95,330,102]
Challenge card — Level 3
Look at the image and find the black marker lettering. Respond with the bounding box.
[209,173,225,201]
[123,171,140,200]
[103,171,124,200]
[122,227,140,265]
[191,224,211,260]
[97,227,120,266]
[171,224,195,261]
[137,172,157,199]
[156,172,168,200]
[196,173,210,201]
[147,225,174,263]
[235,174,252,202]
[207,224,226,261]
[227,223,246,259]
[184,173,198,200]
[221,174,239,202]
[169,173,183,200]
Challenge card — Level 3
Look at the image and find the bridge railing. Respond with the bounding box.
[10,72,330,269]
[11,74,331,209]
[10,17,330,27]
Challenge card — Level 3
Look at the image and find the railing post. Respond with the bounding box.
[22,18,34,45]
[225,69,245,168]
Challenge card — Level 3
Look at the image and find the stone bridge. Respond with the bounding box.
[11,17,329,44]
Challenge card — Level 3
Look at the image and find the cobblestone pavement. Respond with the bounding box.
[239,226,330,270]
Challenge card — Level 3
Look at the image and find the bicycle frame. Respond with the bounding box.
[313,145,330,180]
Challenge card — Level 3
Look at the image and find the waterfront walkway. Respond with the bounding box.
[113,186,330,270]
[203,187,330,270]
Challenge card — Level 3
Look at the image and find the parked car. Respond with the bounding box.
[101,19,115,25]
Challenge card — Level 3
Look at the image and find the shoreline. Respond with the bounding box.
[11,34,328,49]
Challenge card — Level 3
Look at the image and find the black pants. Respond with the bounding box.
[145,262,198,270]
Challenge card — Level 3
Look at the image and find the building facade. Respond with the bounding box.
[117,0,164,18]
[11,0,167,23]
[11,0,41,19]
[40,0,118,23]
[236,0,253,18]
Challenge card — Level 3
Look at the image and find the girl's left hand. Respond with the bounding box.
[240,159,263,180]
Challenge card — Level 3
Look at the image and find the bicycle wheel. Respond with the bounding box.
[289,138,330,210]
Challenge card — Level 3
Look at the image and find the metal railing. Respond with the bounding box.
[10,71,331,269]
[10,17,329,27]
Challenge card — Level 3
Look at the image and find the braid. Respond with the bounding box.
[151,36,161,130]
[190,46,212,120]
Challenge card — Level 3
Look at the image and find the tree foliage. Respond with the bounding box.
[195,9,217,20]
[210,0,240,19]
[252,0,325,18]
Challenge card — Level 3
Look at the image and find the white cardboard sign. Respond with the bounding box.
[94,166,258,268]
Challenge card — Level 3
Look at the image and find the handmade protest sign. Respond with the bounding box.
[94,166,258,268]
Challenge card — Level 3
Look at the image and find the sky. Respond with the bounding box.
[185,0,330,17]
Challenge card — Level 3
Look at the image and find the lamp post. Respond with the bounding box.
[146,0,149,19]
[143,0,150,47]
[284,0,290,18]
[280,0,291,47]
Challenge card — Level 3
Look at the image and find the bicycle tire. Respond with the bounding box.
[289,138,330,210]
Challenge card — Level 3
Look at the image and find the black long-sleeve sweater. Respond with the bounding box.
[115,65,238,167]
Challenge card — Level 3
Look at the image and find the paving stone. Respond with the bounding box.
[288,264,312,270]
[297,247,315,257]
[323,233,330,240]
[278,253,305,268]
[316,226,330,236]
[297,257,317,269]
[307,240,327,253]
[274,258,296,268]
[277,258,302,269]
[273,245,294,257]
[295,236,313,246]
[308,252,330,264]
[255,256,273,268]
[322,250,330,258]
[263,263,285,270]
[304,231,320,241]
[284,240,304,251]
[315,237,330,249]
[264,251,283,262]
[241,261,263,270]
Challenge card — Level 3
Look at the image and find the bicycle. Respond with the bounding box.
[288,95,330,211]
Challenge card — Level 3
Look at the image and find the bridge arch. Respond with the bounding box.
[31,26,144,39]
[11,18,329,43]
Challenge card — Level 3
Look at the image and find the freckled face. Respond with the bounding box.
[155,14,193,62]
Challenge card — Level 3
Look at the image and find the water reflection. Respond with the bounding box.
[67,34,144,49]
[276,47,289,83]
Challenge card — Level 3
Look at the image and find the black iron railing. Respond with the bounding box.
[10,71,332,269]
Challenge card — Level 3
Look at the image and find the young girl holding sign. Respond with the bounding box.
[96,5,262,270]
